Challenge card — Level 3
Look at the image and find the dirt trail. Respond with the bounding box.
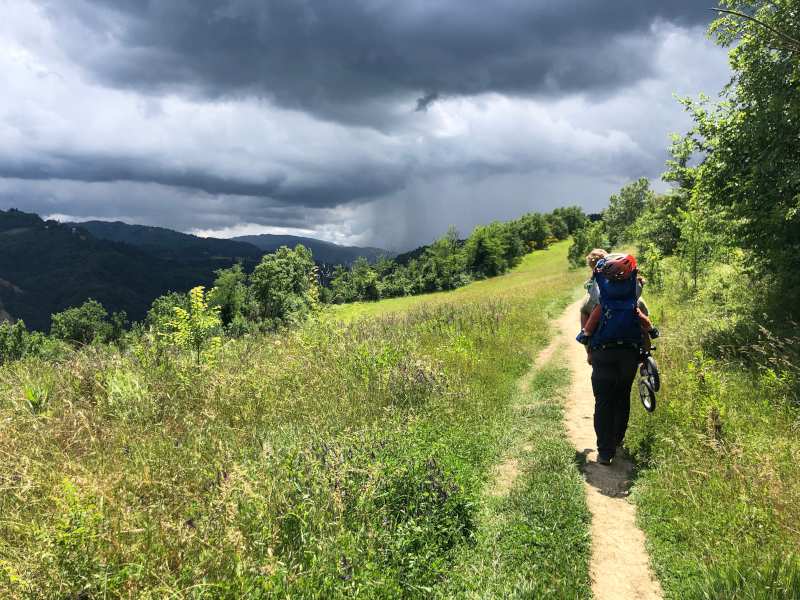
[553,300,662,599]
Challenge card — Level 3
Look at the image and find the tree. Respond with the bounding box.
[551,206,588,234]
[250,245,315,322]
[163,286,221,364]
[544,213,569,240]
[464,226,508,277]
[602,177,653,246]
[677,1,800,273]
[208,263,247,326]
[515,212,552,251]
[146,292,190,333]
[51,300,108,346]
[630,193,686,258]
[567,221,610,269]
[0,319,42,364]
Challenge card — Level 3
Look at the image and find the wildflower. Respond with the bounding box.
[185,518,195,530]
[174,438,180,447]
[124,444,130,457]
[340,554,353,580]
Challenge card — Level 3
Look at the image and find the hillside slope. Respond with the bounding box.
[70,220,265,262]
[0,210,224,331]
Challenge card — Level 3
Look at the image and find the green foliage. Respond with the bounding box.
[145,291,190,333]
[514,212,554,250]
[601,177,653,246]
[464,225,511,278]
[50,300,110,346]
[208,262,248,325]
[551,205,589,234]
[567,221,610,269]
[162,286,222,363]
[676,1,800,275]
[250,244,315,323]
[23,380,53,415]
[630,192,686,258]
[626,258,800,599]
[0,319,43,365]
[544,212,568,240]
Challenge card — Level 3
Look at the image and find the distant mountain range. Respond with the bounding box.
[0,211,389,331]
[73,221,381,265]
[232,234,381,265]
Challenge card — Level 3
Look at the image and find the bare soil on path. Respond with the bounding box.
[553,300,663,600]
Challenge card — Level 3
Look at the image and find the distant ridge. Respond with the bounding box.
[72,221,384,266]
[232,234,382,265]
[69,221,264,262]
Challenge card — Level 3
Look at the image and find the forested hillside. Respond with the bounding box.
[0,210,223,331]
[71,221,265,262]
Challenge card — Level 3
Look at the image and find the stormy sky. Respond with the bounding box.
[0,0,731,249]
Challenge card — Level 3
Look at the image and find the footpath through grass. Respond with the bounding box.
[0,242,589,599]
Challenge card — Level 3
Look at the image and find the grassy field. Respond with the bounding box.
[626,265,800,599]
[0,242,590,599]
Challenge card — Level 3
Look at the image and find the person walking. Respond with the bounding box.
[580,249,647,466]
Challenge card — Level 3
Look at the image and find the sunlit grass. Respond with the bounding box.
[0,242,587,598]
[626,264,800,599]
[332,241,576,320]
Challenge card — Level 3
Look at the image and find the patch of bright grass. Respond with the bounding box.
[436,358,592,599]
[0,244,586,598]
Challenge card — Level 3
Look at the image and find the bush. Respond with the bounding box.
[567,221,610,269]
[0,319,43,364]
[251,245,315,322]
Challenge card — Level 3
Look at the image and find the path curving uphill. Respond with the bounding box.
[551,300,663,599]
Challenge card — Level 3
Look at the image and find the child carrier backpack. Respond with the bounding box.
[589,262,644,349]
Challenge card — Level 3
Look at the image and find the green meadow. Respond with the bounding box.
[0,242,592,599]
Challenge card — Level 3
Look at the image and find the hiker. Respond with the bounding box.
[579,252,649,466]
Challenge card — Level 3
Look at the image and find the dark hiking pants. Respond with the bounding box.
[590,346,640,460]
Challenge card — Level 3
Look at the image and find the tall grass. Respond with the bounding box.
[0,243,587,599]
[626,259,800,599]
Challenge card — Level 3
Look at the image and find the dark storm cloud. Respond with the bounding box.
[42,0,714,123]
[0,152,410,208]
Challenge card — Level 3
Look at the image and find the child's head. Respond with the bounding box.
[586,248,608,270]
[601,254,636,281]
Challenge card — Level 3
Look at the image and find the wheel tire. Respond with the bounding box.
[638,377,656,412]
[643,356,660,392]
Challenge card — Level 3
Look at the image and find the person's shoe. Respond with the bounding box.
[597,456,612,466]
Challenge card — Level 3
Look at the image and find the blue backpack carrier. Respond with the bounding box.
[589,265,644,349]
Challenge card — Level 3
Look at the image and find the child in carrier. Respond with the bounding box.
[577,254,659,351]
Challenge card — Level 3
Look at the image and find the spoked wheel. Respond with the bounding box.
[640,355,660,392]
[638,377,656,412]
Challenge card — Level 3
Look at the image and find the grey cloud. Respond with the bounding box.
[0,153,410,208]
[41,0,716,124]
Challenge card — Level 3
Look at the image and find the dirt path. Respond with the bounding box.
[553,300,662,599]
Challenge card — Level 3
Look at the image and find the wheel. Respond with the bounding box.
[642,355,660,392]
[638,377,656,412]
